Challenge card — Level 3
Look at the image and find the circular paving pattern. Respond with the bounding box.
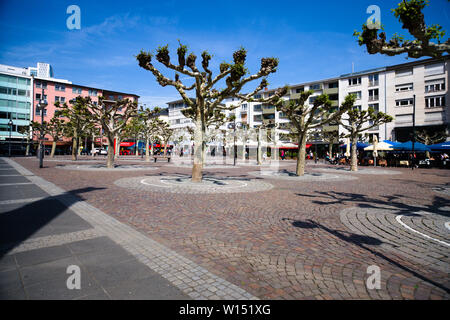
[168,162,242,169]
[114,175,273,194]
[433,185,450,197]
[316,167,402,175]
[248,170,358,181]
[56,164,159,171]
[340,206,450,273]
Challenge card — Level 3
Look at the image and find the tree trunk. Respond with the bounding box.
[350,135,358,171]
[106,135,115,168]
[50,140,56,158]
[25,136,30,156]
[164,141,167,157]
[145,137,150,162]
[136,136,139,156]
[192,117,203,182]
[72,131,78,161]
[257,129,262,165]
[328,143,333,158]
[91,133,95,157]
[78,137,82,156]
[114,136,120,159]
[295,133,307,176]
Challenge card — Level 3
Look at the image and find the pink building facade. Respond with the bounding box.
[32,77,139,150]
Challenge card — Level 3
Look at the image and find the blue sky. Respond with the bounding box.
[0,0,449,107]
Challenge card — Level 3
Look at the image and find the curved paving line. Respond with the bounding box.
[5,158,257,300]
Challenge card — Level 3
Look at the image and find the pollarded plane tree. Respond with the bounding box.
[137,43,286,182]
[137,107,163,161]
[46,117,66,158]
[55,97,94,161]
[354,0,449,58]
[278,91,354,176]
[88,97,138,168]
[159,121,174,157]
[339,99,393,171]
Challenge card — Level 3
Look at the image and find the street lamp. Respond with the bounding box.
[314,132,319,164]
[8,119,13,157]
[37,89,47,168]
[227,119,242,166]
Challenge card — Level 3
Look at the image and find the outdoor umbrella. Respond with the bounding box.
[340,142,370,150]
[364,141,394,151]
[429,142,450,150]
[394,141,431,152]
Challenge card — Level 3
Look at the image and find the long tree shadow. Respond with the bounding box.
[282,218,450,294]
[298,191,450,218]
[0,187,105,258]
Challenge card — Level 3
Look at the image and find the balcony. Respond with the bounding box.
[368,95,379,102]
[368,81,379,87]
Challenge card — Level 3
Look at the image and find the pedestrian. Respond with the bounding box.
[281,149,285,160]
[180,149,184,157]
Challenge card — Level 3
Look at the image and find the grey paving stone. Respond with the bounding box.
[105,275,190,300]
[0,287,27,300]
[0,175,30,184]
[0,200,92,245]
[0,255,16,272]
[20,256,81,287]
[0,169,19,175]
[0,184,48,202]
[83,258,155,289]
[74,291,110,300]
[75,246,134,268]
[0,269,23,292]
[25,276,102,300]
[14,245,73,267]
[67,236,121,255]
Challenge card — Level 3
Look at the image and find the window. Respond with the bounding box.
[328,82,338,88]
[309,96,317,104]
[328,94,338,101]
[395,83,413,92]
[396,98,413,107]
[72,87,82,94]
[310,84,321,91]
[348,77,361,86]
[36,81,47,89]
[425,79,445,93]
[118,95,123,100]
[395,68,413,77]
[263,113,275,120]
[349,91,361,100]
[109,95,114,100]
[254,94,261,99]
[36,94,47,101]
[368,74,379,86]
[241,104,247,111]
[254,114,262,121]
[89,89,98,96]
[295,87,304,93]
[55,96,66,103]
[425,96,446,108]
[35,108,47,116]
[253,104,262,111]
[0,86,18,95]
[55,84,65,91]
[279,112,288,119]
[424,63,444,76]
[368,89,378,101]
[368,103,379,112]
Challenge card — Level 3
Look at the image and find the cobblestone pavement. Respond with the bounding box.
[10,156,450,300]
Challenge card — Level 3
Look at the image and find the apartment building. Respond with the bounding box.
[0,64,33,148]
[0,62,139,153]
[167,57,449,151]
[339,57,449,142]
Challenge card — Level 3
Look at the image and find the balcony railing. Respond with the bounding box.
[369,81,379,87]
[368,95,379,101]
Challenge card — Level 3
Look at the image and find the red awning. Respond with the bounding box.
[306,144,312,149]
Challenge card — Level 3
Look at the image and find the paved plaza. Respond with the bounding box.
[1,155,449,300]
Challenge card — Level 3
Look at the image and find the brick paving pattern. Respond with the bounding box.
[7,156,450,299]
